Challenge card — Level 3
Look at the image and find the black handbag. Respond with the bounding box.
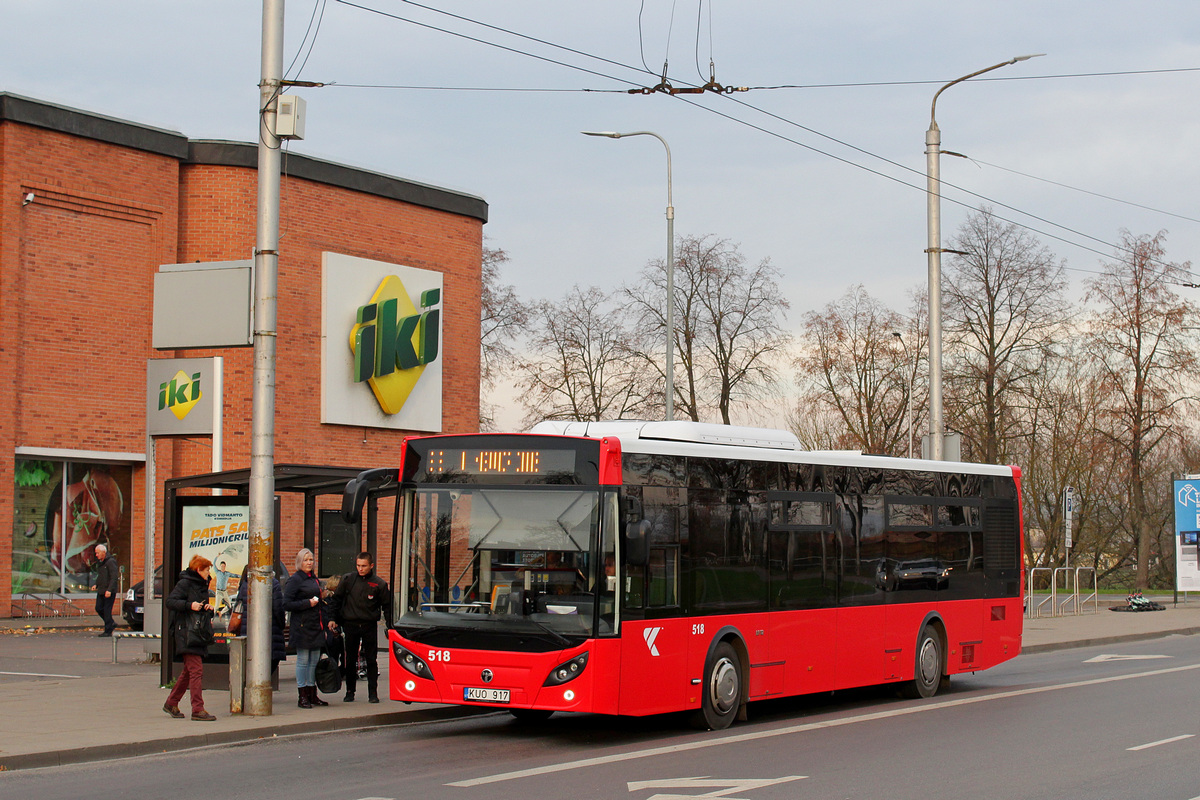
[315,654,342,694]
[185,609,215,649]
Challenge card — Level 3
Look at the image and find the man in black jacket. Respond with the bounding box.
[91,544,119,636]
[329,551,393,703]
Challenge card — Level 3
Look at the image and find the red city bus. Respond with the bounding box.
[341,421,1024,729]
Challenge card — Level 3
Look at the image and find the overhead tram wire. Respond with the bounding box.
[958,157,1200,225]
[328,0,1199,282]
[746,66,1200,91]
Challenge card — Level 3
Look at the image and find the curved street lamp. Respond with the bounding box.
[582,130,675,421]
[925,54,1043,460]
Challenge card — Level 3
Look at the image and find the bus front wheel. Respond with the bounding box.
[902,625,944,699]
[692,641,741,730]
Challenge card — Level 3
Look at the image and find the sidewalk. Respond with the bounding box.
[2,597,1198,772]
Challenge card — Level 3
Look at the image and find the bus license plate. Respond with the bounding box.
[464,687,510,703]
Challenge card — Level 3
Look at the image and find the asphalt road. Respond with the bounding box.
[5,635,1199,800]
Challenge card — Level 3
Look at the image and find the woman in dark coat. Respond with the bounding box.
[163,554,217,721]
[283,548,327,708]
[233,566,286,673]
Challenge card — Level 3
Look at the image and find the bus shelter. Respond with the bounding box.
[159,463,389,687]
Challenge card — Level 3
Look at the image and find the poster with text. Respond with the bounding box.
[1172,480,1200,591]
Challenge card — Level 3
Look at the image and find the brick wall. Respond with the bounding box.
[1,108,484,617]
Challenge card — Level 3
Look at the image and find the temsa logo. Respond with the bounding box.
[159,370,202,421]
[643,626,663,657]
[348,276,441,415]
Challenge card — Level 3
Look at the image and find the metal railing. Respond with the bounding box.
[1026,567,1053,618]
[1075,567,1098,614]
[1054,567,1075,615]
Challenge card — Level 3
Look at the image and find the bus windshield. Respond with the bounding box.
[400,486,618,640]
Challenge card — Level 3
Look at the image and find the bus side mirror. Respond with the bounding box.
[341,468,399,524]
[625,519,650,567]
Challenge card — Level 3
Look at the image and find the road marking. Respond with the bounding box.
[1126,734,1194,751]
[627,775,807,799]
[0,670,81,678]
[1083,654,1172,663]
[446,661,1200,787]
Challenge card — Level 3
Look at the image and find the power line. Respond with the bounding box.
[749,66,1200,91]
[328,0,1198,283]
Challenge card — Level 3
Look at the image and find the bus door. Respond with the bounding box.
[834,494,888,689]
[766,492,838,696]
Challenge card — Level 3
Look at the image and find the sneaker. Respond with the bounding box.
[97,631,113,637]
[343,692,355,702]
[162,703,184,719]
[368,695,380,704]
[192,711,217,721]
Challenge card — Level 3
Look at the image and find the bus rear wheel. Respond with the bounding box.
[902,625,944,699]
[692,641,741,730]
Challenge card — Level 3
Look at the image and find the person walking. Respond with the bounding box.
[163,554,217,721]
[91,543,119,636]
[329,551,393,703]
[284,548,328,709]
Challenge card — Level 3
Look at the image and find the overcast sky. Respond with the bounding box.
[4,1,1199,426]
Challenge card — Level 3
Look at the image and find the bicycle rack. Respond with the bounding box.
[1054,567,1076,616]
[1027,567,1053,618]
[1075,567,1098,614]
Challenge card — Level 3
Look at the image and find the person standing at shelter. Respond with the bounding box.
[329,551,393,703]
[91,543,119,637]
[284,548,328,709]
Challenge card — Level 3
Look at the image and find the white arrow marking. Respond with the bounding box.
[627,775,807,799]
[1083,654,1172,663]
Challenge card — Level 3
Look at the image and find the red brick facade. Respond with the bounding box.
[1,94,486,618]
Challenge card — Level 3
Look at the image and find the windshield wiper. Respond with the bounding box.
[521,618,573,647]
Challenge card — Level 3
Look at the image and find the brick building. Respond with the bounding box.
[1,93,488,620]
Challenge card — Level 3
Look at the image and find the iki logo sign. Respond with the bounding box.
[348,275,441,415]
[159,371,202,421]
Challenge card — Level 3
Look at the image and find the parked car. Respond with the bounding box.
[122,565,163,630]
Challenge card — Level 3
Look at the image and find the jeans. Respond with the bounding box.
[166,653,205,714]
[95,593,116,633]
[296,647,321,688]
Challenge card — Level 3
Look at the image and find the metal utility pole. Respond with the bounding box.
[581,130,675,420]
[925,54,1043,460]
[246,0,284,716]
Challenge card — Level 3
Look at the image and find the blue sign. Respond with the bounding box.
[1173,480,1200,590]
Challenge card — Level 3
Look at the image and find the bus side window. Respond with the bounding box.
[647,547,678,606]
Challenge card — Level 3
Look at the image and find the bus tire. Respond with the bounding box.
[902,625,943,699]
[692,641,741,730]
[509,708,554,722]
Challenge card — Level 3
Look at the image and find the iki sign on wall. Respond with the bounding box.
[322,253,443,431]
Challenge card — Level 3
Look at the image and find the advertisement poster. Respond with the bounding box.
[181,503,249,632]
[1172,480,1200,592]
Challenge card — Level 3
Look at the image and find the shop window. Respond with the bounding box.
[12,459,133,596]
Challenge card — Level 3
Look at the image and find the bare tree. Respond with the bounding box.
[625,235,790,423]
[1086,230,1198,589]
[944,208,1068,463]
[795,285,916,456]
[515,286,652,425]
[479,245,530,430]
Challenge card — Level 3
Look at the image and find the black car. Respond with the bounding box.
[122,565,164,630]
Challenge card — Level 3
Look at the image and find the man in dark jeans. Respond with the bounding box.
[329,552,393,703]
[91,544,119,636]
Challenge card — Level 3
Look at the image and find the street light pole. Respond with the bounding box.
[582,130,674,421]
[926,54,1043,460]
[892,332,915,459]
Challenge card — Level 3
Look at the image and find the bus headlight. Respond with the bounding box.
[392,642,432,679]
[543,652,588,686]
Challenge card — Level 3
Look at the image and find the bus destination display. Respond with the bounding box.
[425,448,576,476]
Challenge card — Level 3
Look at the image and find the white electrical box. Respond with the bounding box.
[275,94,306,140]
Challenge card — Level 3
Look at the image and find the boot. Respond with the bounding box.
[310,686,329,707]
[298,687,312,709]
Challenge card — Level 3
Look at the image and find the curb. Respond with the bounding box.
[1021,626,1200,656]
[0,704,493,772]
